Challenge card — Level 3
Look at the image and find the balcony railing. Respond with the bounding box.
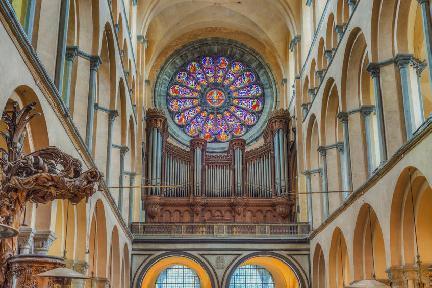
[131,222,310,238]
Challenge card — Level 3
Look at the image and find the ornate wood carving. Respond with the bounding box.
[0,102,102,287]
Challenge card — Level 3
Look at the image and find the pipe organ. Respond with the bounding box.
[143,109,296,224]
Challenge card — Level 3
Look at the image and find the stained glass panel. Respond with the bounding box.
[228,265,275,288]
[167,55,264,142]
[156,265,200,288]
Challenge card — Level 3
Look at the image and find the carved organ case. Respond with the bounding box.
[143,109,296,224]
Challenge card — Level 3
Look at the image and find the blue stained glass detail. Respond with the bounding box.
[156,265,200,288]
[228,265,275,288]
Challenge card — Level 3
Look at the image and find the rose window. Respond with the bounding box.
[167,56,265,143]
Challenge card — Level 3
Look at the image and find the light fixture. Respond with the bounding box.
[0,223,18,239]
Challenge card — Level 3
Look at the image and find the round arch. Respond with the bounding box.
[223,252,308,288]
[138,254,214,288]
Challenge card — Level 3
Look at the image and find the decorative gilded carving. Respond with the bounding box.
[146,108,167,132]
[263,109,290,142]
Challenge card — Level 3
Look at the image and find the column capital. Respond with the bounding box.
[324,49,334,62]
[108,109,119,122]
[367,63,380,78]
[335,24,346,36]
[348,0,357,8]
[360,105,376,117]
[89,55,102,71]
[308,87,318,99]
[337,111,349,123]
[146,108,167,132]
[65,46,79,61]
[394,54,414,69]
[120,145,130,156]
[317,146,327,156]
[137,35,148,48]
[289,35,301,52]
[302,168,322,176]
[190,138,207,150]
[417,0,429,5]
[229,138,246,151]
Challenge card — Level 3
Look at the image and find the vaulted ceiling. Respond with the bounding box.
[136,0,302,83]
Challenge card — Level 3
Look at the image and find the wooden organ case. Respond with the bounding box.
[142,108,296,224]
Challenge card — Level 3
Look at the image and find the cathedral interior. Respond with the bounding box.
[0,0,431,287]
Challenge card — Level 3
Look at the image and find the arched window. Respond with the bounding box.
[229,265,275,288]
[156,265,200,288]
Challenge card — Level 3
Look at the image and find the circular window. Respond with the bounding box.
[167,56,265,143]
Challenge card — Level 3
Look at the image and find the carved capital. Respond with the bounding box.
[17,226,35,255]
[264,109,290,142]
[360,105,375,117]
[324,49,334,62]
[89,56,102,71]
[146,108,167,132]
[33,231,56,255]
[337,111,349,123]
[367,63,380,78]
[65,46,79,61]
[229,138,246,151]
[190,138,207,150]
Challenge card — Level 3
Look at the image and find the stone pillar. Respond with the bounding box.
[54,0,71,94]
[367,64,388,164]
[191,138,207,196]
[125,172,136,225]
[85,56,102,154]
[337,112,352,197]
[289,35,301,75]
[418,0,432,90]
[303,171,313,228]
[105,109,119,186]
[25,0,37,40]
[62,46,79,110]
[230,139,246,196]
[318,146,329,218]
[301,103,310,120]
[112,145,129,213]
[395,54,425,138]
[145,108,167,196]
[361,106,376,176]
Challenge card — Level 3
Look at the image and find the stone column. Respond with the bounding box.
[62,46,79,110]
[85,56,101,154]
[324,49,334,63]
[25,0,37,40]
[230,139,246,196]
[54,0,71,94]
[318,146,329,218]
[105,109,118,186]
[191,138,207,196]
[118,145,129,214]
[303,171,314,228]
[361,106,376,176]
[418,0,432,89]
[395,54,425,138]
[126,172,136,224]
[337,112,352,197]
[367,64,387,164]
[145,108,167,196]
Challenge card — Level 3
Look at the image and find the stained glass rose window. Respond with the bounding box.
[167,56,265,143]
